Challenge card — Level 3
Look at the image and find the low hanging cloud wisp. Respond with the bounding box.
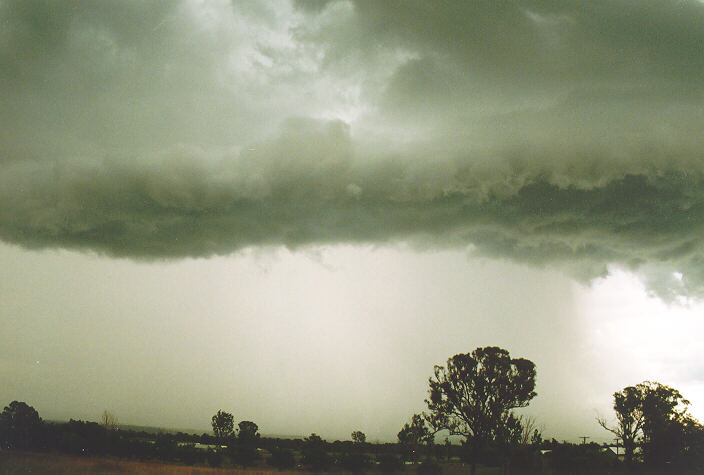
[2,0,704,299]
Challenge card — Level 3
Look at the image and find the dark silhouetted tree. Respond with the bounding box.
[425,347,536,475]
[341,451,373,473]
[301,433,332,471]
[211,410,234,444]
[377,452,404,474]
[598,381,699,471]
[517,416,541,446]
[597,384,647,468]
[268,447,296,470]
[233,420,260,467]
[237,420,259,443]
[0,401,43,449]
[100,410,118,431]
[351,430,366,444]
[640,381,690,468]
[397,413,433,462]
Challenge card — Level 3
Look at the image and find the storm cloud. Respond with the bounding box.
[3,0,704,298]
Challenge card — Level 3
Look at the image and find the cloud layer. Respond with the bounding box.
[3,0,704,298]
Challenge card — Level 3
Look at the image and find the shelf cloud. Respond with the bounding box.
[3,0,704,298]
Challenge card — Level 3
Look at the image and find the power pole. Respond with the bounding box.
[579,436,589,445]
[613,438,620,455]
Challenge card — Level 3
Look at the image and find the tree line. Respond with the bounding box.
[2,346,703,473]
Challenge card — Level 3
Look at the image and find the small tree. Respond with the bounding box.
[238,420,260,443]
[398,413,433,462]
[351,430,366,444]
[211,410,234,444]
[301,433,332,471]
[518,416,541,446]
[425,347,537,475]
[100,410,118,430]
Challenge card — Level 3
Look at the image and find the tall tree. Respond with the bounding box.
[234,420,260,467]
[597,384,646,469]
[0,401,43,449]
[598,381,695,470]
[640,382,690,468]
[211,410,234,444]
[425,347,536,475]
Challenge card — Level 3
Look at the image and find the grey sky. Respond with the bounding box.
[2,0,704,442]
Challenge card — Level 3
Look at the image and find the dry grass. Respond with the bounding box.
[0,450,296,474]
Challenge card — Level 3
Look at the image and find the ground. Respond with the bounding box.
[0,450,296,474]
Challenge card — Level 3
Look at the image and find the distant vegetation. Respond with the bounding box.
[2,346,703,473]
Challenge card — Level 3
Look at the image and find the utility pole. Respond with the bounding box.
[613,438,620,455]
[579,436,589,445]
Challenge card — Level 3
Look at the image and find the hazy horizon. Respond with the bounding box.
[3,0,704,445]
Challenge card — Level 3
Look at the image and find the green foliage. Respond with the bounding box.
[211,410,234,443]
[509,445,543,474]
[301,433,332,471]
[377,452,404,474]
[206,448,224,467]
[398,413,433,446]
[232,443,260,468]
[677,416,704,471]
[153,433,178,460]
[340,451,373,473]
[268,447,296,470]
[417,458,442,474]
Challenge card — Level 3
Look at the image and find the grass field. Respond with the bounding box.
[0,450,297,474]
[0,450,507,474]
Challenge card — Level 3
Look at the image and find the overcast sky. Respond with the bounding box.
[2,0,704,442]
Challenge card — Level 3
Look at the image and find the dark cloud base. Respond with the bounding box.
[4,0,704,300]
[3,165,702,298]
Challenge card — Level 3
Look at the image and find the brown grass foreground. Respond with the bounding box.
[0,450,297,474]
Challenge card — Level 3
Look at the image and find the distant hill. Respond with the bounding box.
[47,420,304,439]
